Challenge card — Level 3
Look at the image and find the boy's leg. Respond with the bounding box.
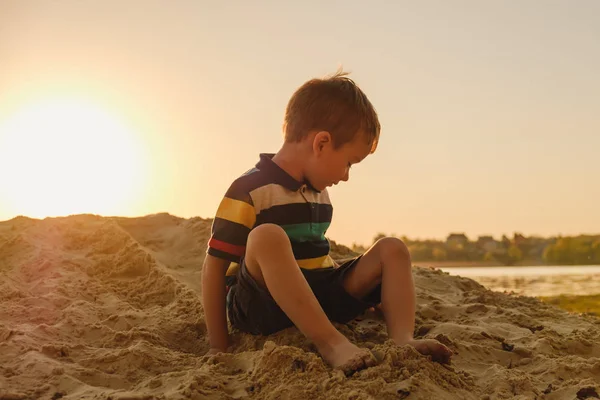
[342,237,453,363]
[244,223,376,373]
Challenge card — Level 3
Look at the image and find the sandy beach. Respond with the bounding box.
[1,214,599,400]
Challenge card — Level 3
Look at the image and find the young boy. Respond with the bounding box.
[202,71,452,374]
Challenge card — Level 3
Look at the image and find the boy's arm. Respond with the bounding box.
[204,178,255,353]
[201,254,231,353]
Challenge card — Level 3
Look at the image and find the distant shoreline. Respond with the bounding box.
[414,260,598,268]
[539,294,600,316]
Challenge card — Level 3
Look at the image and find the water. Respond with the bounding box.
[439,265,600,297]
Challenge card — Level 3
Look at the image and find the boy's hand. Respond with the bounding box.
[202,254,232,357]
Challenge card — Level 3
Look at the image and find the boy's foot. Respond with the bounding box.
[318,340,377,376]
[403,338,453,364]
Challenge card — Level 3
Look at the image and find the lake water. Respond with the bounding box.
[439,265,600,297]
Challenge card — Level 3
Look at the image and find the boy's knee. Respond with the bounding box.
[247,223,289,248]
[375,237,410,262]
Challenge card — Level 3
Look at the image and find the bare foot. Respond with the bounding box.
[405,338,453,364]
[317,339,377,376]
[205,348,226,356]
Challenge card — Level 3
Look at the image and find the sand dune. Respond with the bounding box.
[1,214,599,399]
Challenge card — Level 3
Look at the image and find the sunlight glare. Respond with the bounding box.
[0,97,148,218]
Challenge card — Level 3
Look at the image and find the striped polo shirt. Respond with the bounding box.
[207,153,335,283]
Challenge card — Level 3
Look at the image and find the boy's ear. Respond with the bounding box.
[313,131,332,154]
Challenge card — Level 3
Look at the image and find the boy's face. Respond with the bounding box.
[305,131,372,191]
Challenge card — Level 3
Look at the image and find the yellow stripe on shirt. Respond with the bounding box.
[215,197,256,229]
[227,256,334,276]
[296,254,335,270]
[226,262,240,276]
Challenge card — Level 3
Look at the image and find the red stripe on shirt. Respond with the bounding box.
[208,238,246,257]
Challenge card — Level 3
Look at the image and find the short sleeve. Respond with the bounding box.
[207,183,256,263]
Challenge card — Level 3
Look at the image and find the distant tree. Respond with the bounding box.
[446,245,468,261]
[512,232,534,257]
[543,236,599,265]
[372,232,387,244]
[490,245,523,266]
[362,231,598,265]
[408,243,433,261]
[432,247,447,261]
[351,243,367,253]
[507,245,523,265]
[399,235,411,245]
[592,241,600,264]
[501,235,511,249]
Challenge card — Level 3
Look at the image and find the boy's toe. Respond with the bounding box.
[361,350,378,368]
[337,349,378,376]
[432,346,453,364]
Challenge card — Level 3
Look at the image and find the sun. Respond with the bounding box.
[0,97,148,219]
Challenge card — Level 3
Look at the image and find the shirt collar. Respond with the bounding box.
[256,153,320,192]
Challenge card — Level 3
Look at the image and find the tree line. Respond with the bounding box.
[351,233,600,266]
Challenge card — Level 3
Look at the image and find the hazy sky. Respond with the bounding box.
[1,1,598,245]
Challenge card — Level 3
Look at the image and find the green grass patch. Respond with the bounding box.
[539,294,600,316]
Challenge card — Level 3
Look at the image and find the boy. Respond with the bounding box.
[202,71,452,374]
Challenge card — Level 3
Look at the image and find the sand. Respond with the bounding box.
[1,214,599,400]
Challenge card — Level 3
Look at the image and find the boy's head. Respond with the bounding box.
[283,70,380,191]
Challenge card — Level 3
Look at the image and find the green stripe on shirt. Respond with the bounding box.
[281,222,331,242]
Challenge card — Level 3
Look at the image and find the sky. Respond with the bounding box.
[0,0,599,246]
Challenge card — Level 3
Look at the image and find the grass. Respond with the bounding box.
[539,294,600,316]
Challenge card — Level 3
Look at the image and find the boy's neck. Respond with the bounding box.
[271,143,309,184]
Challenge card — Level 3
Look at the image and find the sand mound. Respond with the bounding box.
[0,214,598,400]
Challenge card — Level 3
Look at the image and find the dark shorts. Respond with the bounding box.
[226,256,382,335]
